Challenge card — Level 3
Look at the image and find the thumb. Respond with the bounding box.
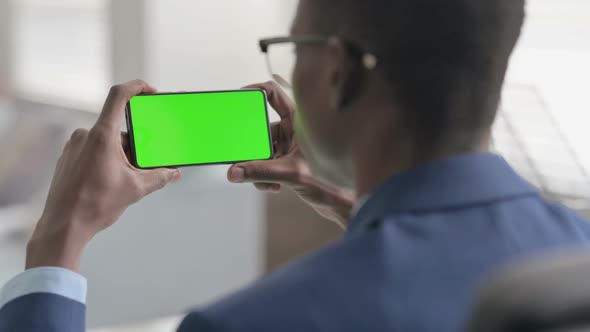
[139,168,181,195]
[228,159,297,184]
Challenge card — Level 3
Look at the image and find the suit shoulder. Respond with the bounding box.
[177,311,220,332]
[182,235,381,332]
[543,199,590,232]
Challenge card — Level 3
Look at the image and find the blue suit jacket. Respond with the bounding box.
[2,153,590,332]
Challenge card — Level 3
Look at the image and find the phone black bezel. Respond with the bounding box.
[125,89,274,169]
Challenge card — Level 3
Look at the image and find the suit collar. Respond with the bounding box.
[348,153,538,234]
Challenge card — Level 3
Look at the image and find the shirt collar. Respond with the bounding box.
[348,153,538,234]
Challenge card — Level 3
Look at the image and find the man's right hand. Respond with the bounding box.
[227,82,355,229]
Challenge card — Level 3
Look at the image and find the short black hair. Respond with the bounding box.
[308,0,525,149]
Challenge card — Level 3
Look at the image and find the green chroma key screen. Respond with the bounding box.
[127,90,272,168]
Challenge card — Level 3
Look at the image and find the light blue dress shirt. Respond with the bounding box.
[0,267,87,310]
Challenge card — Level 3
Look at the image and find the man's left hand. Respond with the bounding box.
[26,80,181,272]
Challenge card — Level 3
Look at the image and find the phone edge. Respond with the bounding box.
[126,88,274,170]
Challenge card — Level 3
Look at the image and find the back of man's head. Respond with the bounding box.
[308,0,525,150]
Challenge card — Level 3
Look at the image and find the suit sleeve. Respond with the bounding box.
[177,312,221,332]
[0,268,87,332]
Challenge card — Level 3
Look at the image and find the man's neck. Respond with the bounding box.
[352,135,491,199]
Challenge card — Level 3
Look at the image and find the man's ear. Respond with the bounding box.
[326,38,365,112]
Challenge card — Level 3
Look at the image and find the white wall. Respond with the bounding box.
[145,1,297,90]
[0,0,13,90]
[10,0,111,110]
[507,0,590,170]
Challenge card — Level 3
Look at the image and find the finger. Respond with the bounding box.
[97,80,157,130]
[270,121,281,144]
[254,183,282,193]
[227,159,298,184]
[120,132,132,160]
[62,139,71,153]
[120,132,130,149]
[138,168,182,196]
[68,128,90,151]
[242,81,294,120]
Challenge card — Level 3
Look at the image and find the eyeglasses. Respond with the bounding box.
[259,35,379,89]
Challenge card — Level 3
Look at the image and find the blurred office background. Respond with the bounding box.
[0,0,589,331]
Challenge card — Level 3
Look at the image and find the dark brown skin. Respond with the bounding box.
[228,82,354,229]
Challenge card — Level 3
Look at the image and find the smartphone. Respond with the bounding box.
[126,89,273,169]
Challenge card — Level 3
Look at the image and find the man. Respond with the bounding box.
[1,0,589,331]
